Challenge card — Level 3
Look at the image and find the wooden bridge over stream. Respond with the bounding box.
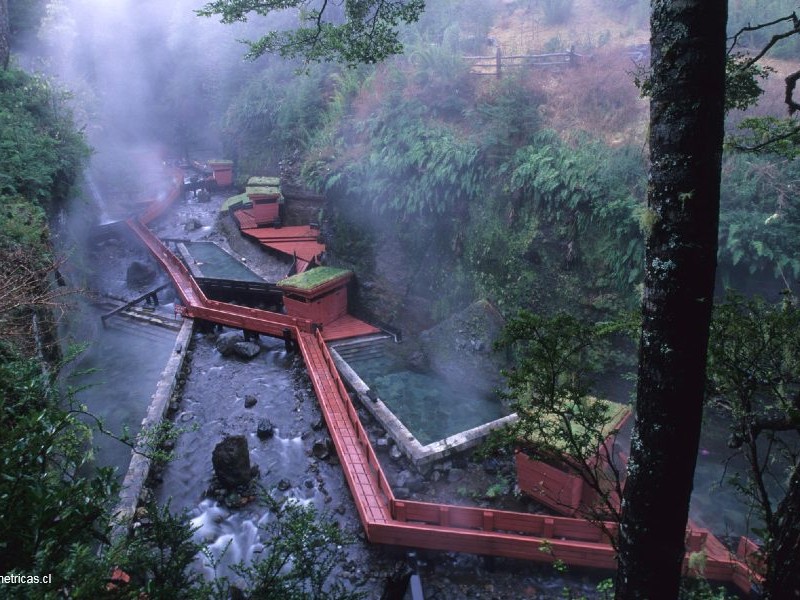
[124,170,759,593]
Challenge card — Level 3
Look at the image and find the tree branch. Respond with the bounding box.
[730,121,800,153]
[728,12,800,58]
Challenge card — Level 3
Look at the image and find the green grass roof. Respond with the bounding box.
[247,176,281,187]
[208,159,233,166]
[220,193,249,212]
[246,186,282,196]
[278,266,351,291]
[521,396,631,455]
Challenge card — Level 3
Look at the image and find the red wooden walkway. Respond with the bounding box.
[237,224,325,273]
[126,173,760,593]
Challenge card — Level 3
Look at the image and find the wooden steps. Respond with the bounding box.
[233,210,258,230]
[238,225,325,264]
[321,315,381,342]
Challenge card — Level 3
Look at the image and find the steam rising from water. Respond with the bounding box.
[29,0,278,219]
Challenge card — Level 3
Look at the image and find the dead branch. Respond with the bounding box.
[728,13,800,58]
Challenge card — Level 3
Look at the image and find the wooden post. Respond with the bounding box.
[495,46,502,78]
[543,517,555,539]
[440,506,450,527]
[282,327,294,352]
[570,475,584,514]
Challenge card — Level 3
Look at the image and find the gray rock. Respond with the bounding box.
[482,457,501,475]
[215,331,244,356]
[311,439,333,460]
[184,217,202,232]
[277,479,292,491]
[447,468,465,483]
[389,445,403,460]
[126,260,156,287]
[396,470,425,493]
[233,342,261,359]
[244,394,258,408]
[419,299,507,396]
[212,435,252,489]
[224,492,242,507]
[256,419,275,440]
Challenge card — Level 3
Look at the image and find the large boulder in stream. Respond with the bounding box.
[126,260,156,288]
[215,331,244,356]
[233,341,261,360]
[212,435,253,489]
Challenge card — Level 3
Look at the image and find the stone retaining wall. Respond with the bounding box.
[111,318,194,538]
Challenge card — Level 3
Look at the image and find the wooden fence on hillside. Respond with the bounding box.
[464,45,649,77]
[463,48,581,77]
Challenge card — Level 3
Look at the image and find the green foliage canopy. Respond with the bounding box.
[506,132,645,292]
[488,311,630,520]
[0,67,89,212]
[0,345,118,585]
[718,154,800,282]
[707,294,800,596]
[197,0,425,65]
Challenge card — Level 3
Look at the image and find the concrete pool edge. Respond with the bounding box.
[112,317,194,538]
[329,343,518,468]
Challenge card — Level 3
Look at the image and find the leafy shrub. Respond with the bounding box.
[718,153,800,282]
[350,113,483,216]
[0,68,89,209]
[221,63,331,177]
[0,346,118,588]
[507,131,645,294]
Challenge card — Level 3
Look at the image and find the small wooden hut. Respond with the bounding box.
[208,159,234,187]
[277,266,352,326]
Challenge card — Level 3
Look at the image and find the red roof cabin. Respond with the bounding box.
[245,177,284,226]
[208,159,234,187]
[277,266,352,326]
[515,398,631,517]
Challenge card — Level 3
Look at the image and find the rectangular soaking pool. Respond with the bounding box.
[331,337,516,466]
[181,241,265,282]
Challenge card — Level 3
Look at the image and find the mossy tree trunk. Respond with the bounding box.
[1,0,10,69]
[614,2,727,598]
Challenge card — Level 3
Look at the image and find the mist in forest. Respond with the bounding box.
[24,0,288,207]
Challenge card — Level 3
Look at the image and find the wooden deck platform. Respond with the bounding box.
[124,173,761,594]
[235,224,325,268]
[321,314,381,342]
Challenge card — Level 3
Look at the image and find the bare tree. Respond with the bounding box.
[0,245,73,360]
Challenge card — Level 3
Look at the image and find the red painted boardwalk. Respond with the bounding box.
[238,225,325,271]
[125,174,760,594]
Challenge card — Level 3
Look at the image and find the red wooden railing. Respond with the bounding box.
[122,170,761,593]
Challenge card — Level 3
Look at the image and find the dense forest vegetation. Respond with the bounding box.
[212,0,800,327]
[1,0,799,597]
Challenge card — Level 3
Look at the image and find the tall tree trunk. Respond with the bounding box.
[615,2,727,598]
[1,0,10,70]
[765,464,800,599]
